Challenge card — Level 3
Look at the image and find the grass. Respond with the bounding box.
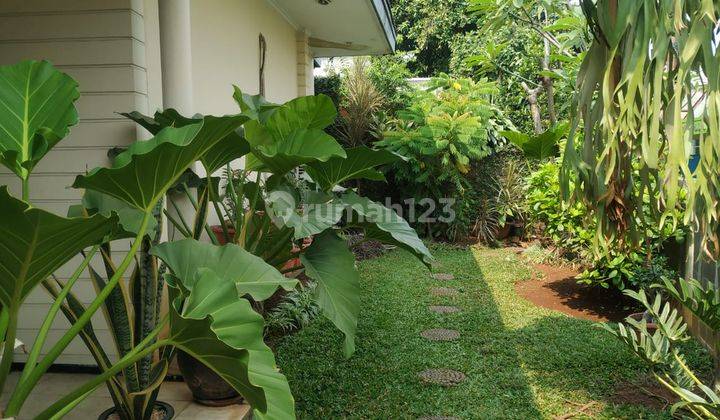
[275,244,710,419]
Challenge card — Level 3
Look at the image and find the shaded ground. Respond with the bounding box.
[515,263,635,322]
[275,244,712,419]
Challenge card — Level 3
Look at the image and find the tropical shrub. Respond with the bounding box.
[265,283,320,337]
[336,57,384,149]
[527,159,684,290]
[376,75,511,240]
[604,279,720,418]
[0,60,293,419]
[126,87,434,360]
[0,60,432,419]
[526,160,593,259]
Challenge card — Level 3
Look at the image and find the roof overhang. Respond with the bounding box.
[267,0,396,57]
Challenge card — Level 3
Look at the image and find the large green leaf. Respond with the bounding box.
[266,185,346,240]
[0,187,116,307]
[122,110,250,174]
[341,192,434,268]
[232,86,279,123]
[300,231,360,357]
[305,146,400,191]
[151,239,297,300]
[73,115,246,211]
[166,268,294,419]
[245,121,345,174]
[0,60,79,178]
[502,123,567,160]
[265,95,337,134]
[68,190,158,238]
[244,95,345,174]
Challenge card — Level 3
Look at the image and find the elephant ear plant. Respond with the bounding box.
[126,88,435,358]
[0,60,296,419]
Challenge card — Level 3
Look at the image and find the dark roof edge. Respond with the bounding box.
[370,0,397,52]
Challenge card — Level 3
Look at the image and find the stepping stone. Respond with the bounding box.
[430,287,458,297]
[418,368,466,387]
[431,273,455,281]
[421,328,460,341]
[428,305,460,314]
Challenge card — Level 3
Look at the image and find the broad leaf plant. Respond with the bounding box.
[0,60,432,419]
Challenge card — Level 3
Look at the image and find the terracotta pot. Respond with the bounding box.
[177,351,243,407]
[629,312,659,334]
[98,401,174,420]
[211,225,236,245]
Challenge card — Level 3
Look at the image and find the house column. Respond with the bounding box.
[158,0,194,113]
[158,0,197,241]
[297,30,315,97]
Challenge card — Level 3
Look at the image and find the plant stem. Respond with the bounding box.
[19,246,100,383]
[0,303,18,401]
[36,336,170,420]
[21,177,29,202]
[4,212,152,416]
[0,307,9,348]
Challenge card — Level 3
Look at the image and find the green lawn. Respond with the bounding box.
[275,244,709,419]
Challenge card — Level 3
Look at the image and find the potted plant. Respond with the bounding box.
[0,60,296,420]
[121,90,435,408]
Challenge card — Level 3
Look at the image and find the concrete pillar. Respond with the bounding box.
[159,0,194,114]
[158,0,198,240]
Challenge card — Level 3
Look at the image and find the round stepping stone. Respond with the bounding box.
[428,305,460,314]
[431,273,455,281]
[418,368,466,387]
[430,287,458,297]
[421,328,460,341]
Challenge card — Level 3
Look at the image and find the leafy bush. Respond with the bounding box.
[265,283,320,337]
[526,160,593,259]
[527,159,685,291]
[376,76,510,240]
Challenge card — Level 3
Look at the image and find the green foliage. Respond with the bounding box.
[146,91,433,363]
[527,159,683,291]
[376,76,510,240]
[526,160,593,259]
[603,281,720,419]
[561,1,720,257]
[368,55,414,115]
[390,0,477,75]
[0,60,79,181]
[0,60,294,420]
[502,123,567,160]
[265,283,320,337]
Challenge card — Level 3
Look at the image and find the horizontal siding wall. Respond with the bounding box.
[0,0,151,365]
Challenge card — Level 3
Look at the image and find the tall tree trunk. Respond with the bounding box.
[521,82,543,134]
[541,37,557,126]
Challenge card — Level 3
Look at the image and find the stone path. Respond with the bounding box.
[420,328,460,341]
[418,368,466,387]
[420,267,465,419]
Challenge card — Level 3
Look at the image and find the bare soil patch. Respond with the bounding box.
[610,376,677,412]
[515,263,635,322]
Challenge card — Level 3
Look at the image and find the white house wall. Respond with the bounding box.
[189,0,302,114]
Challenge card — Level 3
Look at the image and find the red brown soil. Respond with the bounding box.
[610,376,677,411]
[515,263,635,322]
